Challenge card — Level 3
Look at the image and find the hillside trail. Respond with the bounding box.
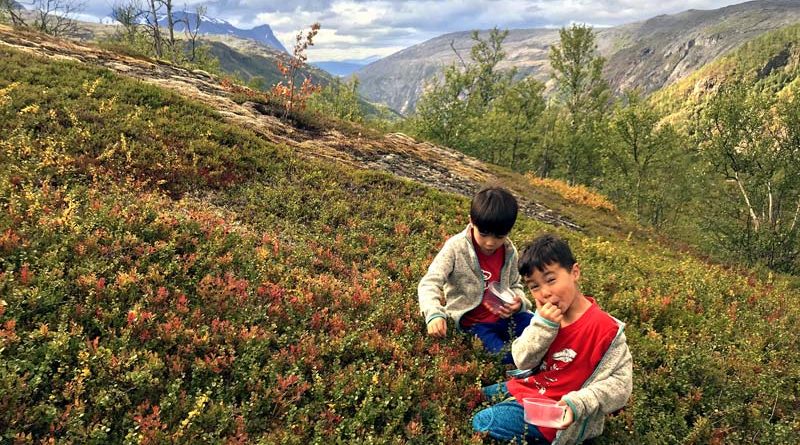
[0,25,579,230]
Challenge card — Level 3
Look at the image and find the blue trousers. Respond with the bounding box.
[465,311,533,364]
[472,383,549,444]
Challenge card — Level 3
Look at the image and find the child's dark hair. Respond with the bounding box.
[519,234,576,277]
[470,187,518,236]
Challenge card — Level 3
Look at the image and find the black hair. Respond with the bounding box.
[518,234,577,277]
[470,187,518,236]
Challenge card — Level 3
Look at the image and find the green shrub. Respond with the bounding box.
[1,45,799,444]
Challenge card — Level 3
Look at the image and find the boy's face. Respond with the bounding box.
[524,262,581,315]
[471,226,506,255]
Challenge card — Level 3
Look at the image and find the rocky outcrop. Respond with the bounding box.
[0,25,580,230]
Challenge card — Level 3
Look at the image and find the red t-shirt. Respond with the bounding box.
[506,298,618,441]
[459,240,505,327]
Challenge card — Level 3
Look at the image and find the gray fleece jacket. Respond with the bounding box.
[512,312,634,445]
[417,224,533,327]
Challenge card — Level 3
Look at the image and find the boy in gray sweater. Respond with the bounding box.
[418,187,534,363]
[472,234,633,444]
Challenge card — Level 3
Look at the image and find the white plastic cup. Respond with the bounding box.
[522,397,566,428]
[488,282,516,303]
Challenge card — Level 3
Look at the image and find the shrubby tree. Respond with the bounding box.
[2,0,84,37]
[111,0,144,46]
[271,22,321,117]
[142,0,163,57]
[605,90,692,228]
[160,0,177,58]
[408,61,473,149]
[549,24,611,184]
[307,77,364,122]
[409,28,527,162]
[0,0,14,23]
[110,1,219,73]
[698,79,800,272]
[183,5,204,62]
[482,76,546,169]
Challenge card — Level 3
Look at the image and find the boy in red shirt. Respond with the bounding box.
[472,234,633,444]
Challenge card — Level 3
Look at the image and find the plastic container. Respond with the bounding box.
[483,282,516,311]
[522,398,566,428]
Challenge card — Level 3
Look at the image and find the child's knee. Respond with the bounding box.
[472,407,495,433]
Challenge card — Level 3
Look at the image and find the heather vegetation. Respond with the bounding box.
[2,34,800,445]
[406,23,800,276]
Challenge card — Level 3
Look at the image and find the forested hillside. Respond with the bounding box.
[404,21,800,278]
[1,24,799,445]
[356,0,800,114]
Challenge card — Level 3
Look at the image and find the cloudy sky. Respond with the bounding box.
[76,0,753,61]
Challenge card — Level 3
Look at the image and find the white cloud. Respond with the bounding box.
[77,0,751,61]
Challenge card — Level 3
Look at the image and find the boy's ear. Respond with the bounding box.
[571,263,581,281]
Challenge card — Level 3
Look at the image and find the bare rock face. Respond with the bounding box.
[0,25,580,230]
[356,0,800,115]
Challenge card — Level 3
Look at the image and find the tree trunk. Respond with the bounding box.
[735,171,760,232]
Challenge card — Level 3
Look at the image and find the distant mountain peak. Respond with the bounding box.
[156,11,287,53]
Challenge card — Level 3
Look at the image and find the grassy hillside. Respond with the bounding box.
[1,42,799,445]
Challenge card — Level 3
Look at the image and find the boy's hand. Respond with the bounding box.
[555,400,574,429]
[534,297,564,325]
[427,318,447,337]
[492,296,522,319]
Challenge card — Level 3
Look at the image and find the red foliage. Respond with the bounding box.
[19,263,31,285]
[270,23,322,116]
[224,415,249,445]
[133,402,166,445]
[0,228,21,253]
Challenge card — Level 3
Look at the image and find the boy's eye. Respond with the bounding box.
[479,232,506,239]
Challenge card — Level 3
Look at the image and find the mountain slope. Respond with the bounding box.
[1,25,799,444]
[312,61,365,77]
[651,21,800,124]
[201,36,333,88]
[356,0,800,114]
[159,11,287,53]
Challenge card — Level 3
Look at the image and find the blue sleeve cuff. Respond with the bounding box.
[426,314,447,325]
[534,312,559,328]
[563,398,578,420]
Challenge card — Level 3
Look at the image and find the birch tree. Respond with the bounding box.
[699,79,800,271]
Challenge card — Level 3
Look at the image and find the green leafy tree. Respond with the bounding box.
[549,24,610,184]
[410,27,517,160]
[482,76,546,169]
[605,90,692,228]
[698,79,800,272]
[408,63,473,149]
[308,77,364,122]
[465,27,512,109]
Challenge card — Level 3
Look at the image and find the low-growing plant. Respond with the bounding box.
[1,44,799,445]
[525,174,617,212]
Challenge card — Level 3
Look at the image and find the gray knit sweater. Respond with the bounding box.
[417,225,533,327]
[512,312,634,444]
